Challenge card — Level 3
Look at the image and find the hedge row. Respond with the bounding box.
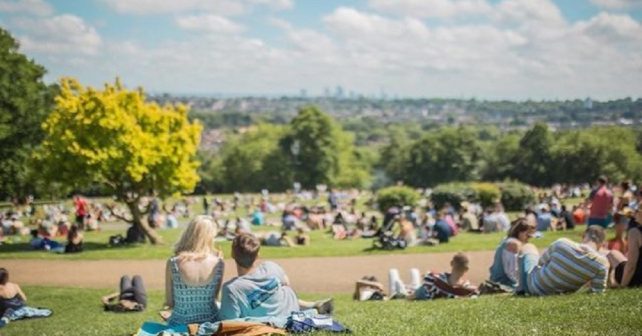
[431,181,535,211]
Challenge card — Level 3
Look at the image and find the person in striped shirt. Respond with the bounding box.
[516,225,609,296]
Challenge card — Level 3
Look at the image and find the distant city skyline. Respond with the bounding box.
[1,0,641,100]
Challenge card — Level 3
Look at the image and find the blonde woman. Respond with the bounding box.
[163,216,224,325]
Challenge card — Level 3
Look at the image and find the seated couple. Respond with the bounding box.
[354,253,478,301]
[163,216,330,327]
[489,219,615,295]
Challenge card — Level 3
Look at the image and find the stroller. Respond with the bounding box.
[372,209,407,250]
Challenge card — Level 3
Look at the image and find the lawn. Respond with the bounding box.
[3,286,640,336]
[0,228,587,260]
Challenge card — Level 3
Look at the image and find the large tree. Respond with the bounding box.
[36,78,202,244]
[280,106,370,189]
[511,123,555,186]
[218,124,292,192]
[402,127,480,187]
[553,127,642,184]
[0,28,56,200]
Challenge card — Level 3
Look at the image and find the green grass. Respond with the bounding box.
[0,228,587,260]
[3,286,641,336]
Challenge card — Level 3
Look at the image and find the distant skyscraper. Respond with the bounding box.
[584,97,593,109]
[335,85,344,99]
[324,87,331,97]
[299,89,307,98]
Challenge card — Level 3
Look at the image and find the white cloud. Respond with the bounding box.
[101,0,246,16]
[176,15,245,34]
[101,0,292,16]
[590,0,642,9]
[0,0,53,16]
[494,0,565,26]
[250,0,293,11]
[368,0,492,19]
[12,14,102,55]
[11,0,641,100]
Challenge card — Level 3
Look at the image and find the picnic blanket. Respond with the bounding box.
[135,310,349,336]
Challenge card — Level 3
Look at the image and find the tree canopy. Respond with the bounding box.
[36,78,202,243]
[0,28,56,200]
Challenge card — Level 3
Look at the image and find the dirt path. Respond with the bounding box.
[3,251,496,293]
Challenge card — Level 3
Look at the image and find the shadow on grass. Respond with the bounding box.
[0,241,144,256]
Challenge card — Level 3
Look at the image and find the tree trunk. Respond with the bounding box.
[126,201,163,245]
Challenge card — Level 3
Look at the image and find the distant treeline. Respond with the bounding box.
[172,96,642,133]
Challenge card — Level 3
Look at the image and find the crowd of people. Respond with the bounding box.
[1,177,642,334]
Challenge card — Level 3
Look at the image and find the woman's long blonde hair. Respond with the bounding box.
[174,215,218,256]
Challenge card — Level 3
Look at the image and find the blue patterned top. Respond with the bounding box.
[167,256,224,325]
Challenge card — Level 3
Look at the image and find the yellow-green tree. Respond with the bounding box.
[36,78,202,244]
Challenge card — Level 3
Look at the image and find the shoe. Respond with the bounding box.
[0,317,9,328]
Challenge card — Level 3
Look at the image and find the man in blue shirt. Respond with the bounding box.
[219,234,332,321]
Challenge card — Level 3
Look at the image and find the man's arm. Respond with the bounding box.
[590,266,608,293]
[218,286,241,320]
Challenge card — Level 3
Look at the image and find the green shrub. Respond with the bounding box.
[471,182,501,208]
[376,186,420,212]
[498,181,536,211]
[431,183,476,210]
[431,182,500,210]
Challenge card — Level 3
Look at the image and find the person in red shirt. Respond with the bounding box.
[588,176,614,228]
[74,195,88,229]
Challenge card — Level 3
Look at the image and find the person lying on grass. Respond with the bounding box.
[516,225,609,296]
[102,275,147,312]
[218,233,332,321]
[388,253,479,300]
[0,268,52,328]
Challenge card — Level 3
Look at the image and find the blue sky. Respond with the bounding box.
[1,0,641,99]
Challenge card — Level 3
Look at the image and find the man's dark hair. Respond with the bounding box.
[0,268,8,285]
[232,233,260,268]
[597,176,608,185]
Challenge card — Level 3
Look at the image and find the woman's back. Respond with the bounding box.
[167,254,224,325]
[0,283,25,315]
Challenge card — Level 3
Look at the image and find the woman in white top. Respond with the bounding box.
[164,215,225,325]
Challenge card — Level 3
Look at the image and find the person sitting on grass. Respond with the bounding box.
[219,233,332,321]
[610,208,642,288]
[488,218,535,289]
[608,210,630,255]
[516,225,609,296]
[294,228,310,246]
[388,253,478,300]
[432,210,453,243]
[0,268,52,328]
[64,225,83,254]
[162,215,224,325]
